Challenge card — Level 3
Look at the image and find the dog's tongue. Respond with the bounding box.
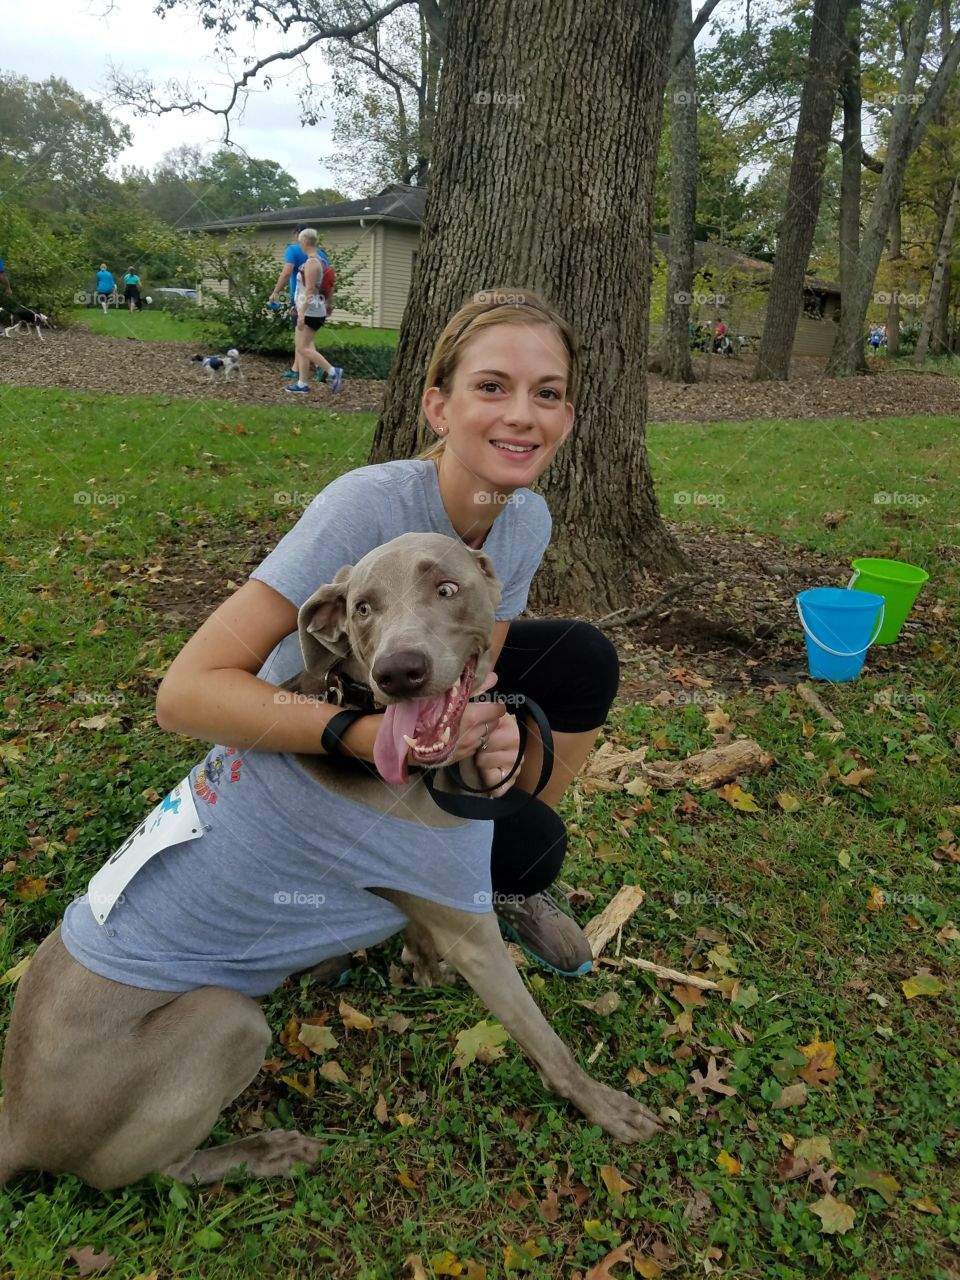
[373,697,435,784]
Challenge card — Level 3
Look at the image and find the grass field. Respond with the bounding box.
[67,307,400,348]
[1,390,957,1279]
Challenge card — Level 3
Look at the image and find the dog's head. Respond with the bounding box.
[297,533,502,784]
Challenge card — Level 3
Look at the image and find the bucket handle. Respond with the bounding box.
[796,599,885,658]
[847,569,859,589]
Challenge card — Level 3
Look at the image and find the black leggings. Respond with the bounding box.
[489,620,619,897]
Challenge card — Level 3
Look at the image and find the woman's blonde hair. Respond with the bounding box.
[417,288,580,461]
[298,227,319,247]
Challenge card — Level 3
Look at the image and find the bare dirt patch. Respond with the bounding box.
[2,327,958,423]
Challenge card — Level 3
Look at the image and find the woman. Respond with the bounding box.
[95,264,115,315]
[285,228,343,395]
[157,289,619,977]
[123,268,142,314]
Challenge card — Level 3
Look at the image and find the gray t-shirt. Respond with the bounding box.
[60,460,552,997]
[252,459,552,684]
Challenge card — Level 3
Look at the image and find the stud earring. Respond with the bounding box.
[436,426,447,436]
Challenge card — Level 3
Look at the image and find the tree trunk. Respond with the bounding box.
[658,0,698,384]
[838,0,867,366]
[755,0,849,381]
[886,205,901,357]
[914,173,960,362]
[826,0,960,375]
[371,0,685,615]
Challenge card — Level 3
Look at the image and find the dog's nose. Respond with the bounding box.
[372,650,430,697]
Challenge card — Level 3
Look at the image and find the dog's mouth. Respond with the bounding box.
[373,655,478,784]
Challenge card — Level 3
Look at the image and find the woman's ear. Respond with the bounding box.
[422,386,447,434]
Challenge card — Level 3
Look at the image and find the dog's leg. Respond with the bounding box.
[378,891,663,1143]
[0,929,323,1189]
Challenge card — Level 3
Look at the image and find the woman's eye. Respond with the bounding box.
[478,381,501,393]
[437,582,460,598]
[355,601,372,618]
[539,388,562,401]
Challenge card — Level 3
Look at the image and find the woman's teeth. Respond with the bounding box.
[493,441,536,453]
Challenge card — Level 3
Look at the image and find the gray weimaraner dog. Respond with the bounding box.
[0,533,661,1190]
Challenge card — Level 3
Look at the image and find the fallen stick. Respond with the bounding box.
[596,576,710,630]
[639,737,774,790]
[621,956,720,990]
[583,885,646,958]
[795,681,844,732]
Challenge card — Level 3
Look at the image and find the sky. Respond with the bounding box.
[4,0,342,193]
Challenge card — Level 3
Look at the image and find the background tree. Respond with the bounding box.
[370,0,684,612]
[755,0,851,381]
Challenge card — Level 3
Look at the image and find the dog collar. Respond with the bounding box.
[323,669,381,715]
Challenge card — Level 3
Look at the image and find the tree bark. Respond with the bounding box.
[754,0,850,381]
[658,0,698,384]
[837,1,868,366]
[826,0,960,375]
[371,0,686,615]
[914,173,960,362]
[886,204,902,357]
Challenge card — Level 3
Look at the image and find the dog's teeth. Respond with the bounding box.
[441,727,451,744]
[451,678,460,696]
[403,734,418,749]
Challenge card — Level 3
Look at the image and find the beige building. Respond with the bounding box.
[190,183,426,328]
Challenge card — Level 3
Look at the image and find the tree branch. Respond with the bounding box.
[671,0,723,69]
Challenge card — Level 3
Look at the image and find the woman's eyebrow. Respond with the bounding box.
[469,368,566,383]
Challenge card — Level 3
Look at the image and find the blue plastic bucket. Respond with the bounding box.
[796,587,885,682]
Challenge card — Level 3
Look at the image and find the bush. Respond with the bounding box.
[318,344,395,379]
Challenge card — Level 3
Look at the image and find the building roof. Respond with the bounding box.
[186,182,428,233]
[653,233,840,296]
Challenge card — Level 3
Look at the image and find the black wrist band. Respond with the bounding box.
[321,709,366,757]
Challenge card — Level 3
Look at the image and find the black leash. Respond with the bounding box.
[423,693,554,820]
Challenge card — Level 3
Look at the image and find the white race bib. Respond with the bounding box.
[86,779,203,924]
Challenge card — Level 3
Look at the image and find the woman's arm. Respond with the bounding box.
[156,582,510,762]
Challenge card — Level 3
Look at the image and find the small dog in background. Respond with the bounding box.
[1,307,51,340]
[192,348,242,382]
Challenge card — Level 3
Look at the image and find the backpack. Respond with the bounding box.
[320,264,336,316]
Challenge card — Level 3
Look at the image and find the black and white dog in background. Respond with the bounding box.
[191,348,242,382]
[1,307,51,340]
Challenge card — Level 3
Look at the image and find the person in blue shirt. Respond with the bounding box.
[269,224,331,380]
[0,253,12,299]
[95,265,116,315]
[123,269,143,314]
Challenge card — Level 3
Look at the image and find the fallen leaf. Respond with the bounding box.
[687,1055,737,1099]
[706,943,738,974]
[385,1012,412,1033]
[866,886,885,912]
[633,1260,662,1279]
[717,783,761,813]
[705,706,734,733]
[297,1023,339,1054]
[625,1066,648,1086]
[430,1250,463,1276]
[797,1034,839,1086]
[578,991,622,1016]
[503,1240,545,1272]
[795,1136,832,1163]
[902,972,948,999]
[936,924,960,943]
[87,619,107,637]
[0,955,31,985]
[599,1164,635,1199]
[374,1093,389,1124]
[810,1193,856,1234]
[317,1060,348,1083]
[538,1188,560,1223]
[77,713,117,731]
[776,791,801,812]
[0,741,25,765]
[339,998,374,1030]
[67,1246,115,1276]
[716,1149,741,1175]
[822,510,852,528]
[280,1069,316,1099]
[453,1019,510,1071]
[403,1255,429,1280]
[395,1112,416,1127]
[909,1196,942,1215]
[851,1168,900,1206]
[732,984,759,1009]
[14,875,47,902]
[585,1242,632,1279]
[771,1082,808,1109]
[838,767,875,788]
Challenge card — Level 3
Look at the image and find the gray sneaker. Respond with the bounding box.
[496,891,593,977]
[300,954,353,986]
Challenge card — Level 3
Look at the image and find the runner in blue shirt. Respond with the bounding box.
[95,265,116,315]
[269,225,331,380]
[0,253,12,298]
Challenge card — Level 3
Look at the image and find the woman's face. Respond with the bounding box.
[423,323,575,492]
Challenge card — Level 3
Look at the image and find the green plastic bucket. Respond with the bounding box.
[848,558,928,644]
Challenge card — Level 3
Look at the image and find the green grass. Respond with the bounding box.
[67,307,400,349]
[1,392,958,1279]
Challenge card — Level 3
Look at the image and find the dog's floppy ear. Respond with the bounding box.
[298,565,353,672]
[469,549,503,612]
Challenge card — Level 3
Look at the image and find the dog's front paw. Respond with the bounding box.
[579,1082,665,1142]
[400,941,453,988]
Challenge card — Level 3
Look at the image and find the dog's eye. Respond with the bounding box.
[437,581,459,598]
[355,601,372,618]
